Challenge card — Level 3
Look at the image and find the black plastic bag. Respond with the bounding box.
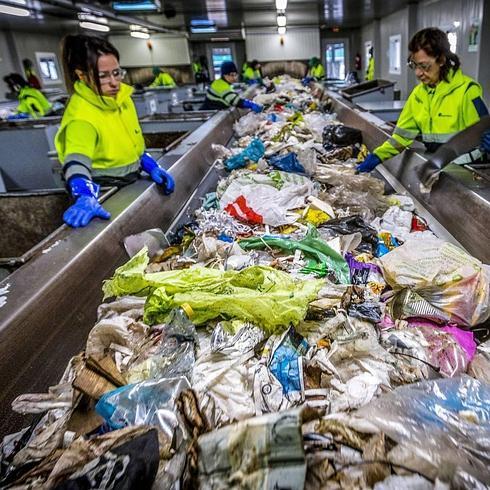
[322,124,363,151]
[320,216,378,253]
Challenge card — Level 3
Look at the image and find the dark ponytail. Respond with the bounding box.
[408,27,460,82]
[61,34,119,94]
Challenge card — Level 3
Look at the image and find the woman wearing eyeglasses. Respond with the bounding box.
[55,34,174,228]
[357,27,489,173]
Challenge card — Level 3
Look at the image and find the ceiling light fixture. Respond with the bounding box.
[0,3,30,16]
[130,30,149,38]
[275,0,287,10]
[79,21,110,32]
[78,12,110,32]
[278,26,286,35]
[277,13,286,27]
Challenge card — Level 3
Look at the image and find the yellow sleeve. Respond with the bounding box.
[63,120,98,162]
[374,94,420,161]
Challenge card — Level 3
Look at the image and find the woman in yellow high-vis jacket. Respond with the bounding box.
[3,73,52,118]
[365,48,375,81]
[55,35,174,228]
[358,28,489,173]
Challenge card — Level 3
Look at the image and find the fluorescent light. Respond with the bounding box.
[112,1,159,11]
[191,26,217,33]
[0,4,30,16]
[278,26,286,35]
[79,21,110,32]
[276,0,287,10]
[277,13,286,27]
[130,31,150,39]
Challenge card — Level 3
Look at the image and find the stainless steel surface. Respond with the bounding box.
[357,100,406,111]
[340,80,395,104]
[0,108,239,437]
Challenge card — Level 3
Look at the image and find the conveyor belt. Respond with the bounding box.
[0,91,489,438]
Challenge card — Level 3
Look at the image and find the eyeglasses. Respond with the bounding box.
[407,60,433,72]
[98,68,127,83]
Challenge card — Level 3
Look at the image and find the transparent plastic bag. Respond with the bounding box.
[356,376,490,486]
[233,112,265,137]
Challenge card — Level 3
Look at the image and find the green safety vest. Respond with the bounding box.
[243,66,261,82]
[17,86,52,118]
[365,57,375,81]
[150,72,176,88]
[205,78,240,108]
[374,69,487,164]
[308,64,325,80]
[193,62,202,74]
[55,81,145,174]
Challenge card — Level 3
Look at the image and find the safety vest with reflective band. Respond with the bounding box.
[243,66,261,82]
[150,72,176,88]
[365,57,375,81]
[204,78,241,108]
[192,62,202,75]
[55,81,145,179]
[373,69,488,164]
[17,86,52,118]
[308,64,325,80]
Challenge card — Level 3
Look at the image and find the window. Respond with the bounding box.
[211,47,232,79]
[447,31,458,53]
[389,34,401,75]
[35,52,61,84]
[325,42,345,80]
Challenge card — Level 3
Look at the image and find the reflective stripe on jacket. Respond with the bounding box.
[55,81,145,177]
[374,69,488,164]
[204,78,241,108]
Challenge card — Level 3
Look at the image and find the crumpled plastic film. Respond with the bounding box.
[355,376,490,486]
[380,235,490,327]
[233,112,266,137]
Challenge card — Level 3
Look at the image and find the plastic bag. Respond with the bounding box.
[380,235,490,327]
[141,265,323,334]
[96,376,190,440]
[224,138,265,171]
[322,124,362,151]
[371,206,413,242]
[126,308,197,383]
[239,226,350,283]
[233,111,265,137]
[268,152,305,174]
[356,376,490,486]
[320,216,378,254]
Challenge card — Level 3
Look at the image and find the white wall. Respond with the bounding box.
[245,27,320,62]
[110,34,190,67]
[0,31,17,98]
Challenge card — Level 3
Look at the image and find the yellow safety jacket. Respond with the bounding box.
[365,57,375,81]
[374,69,488,164]
[203,78,241,110]
[17,87,52,118]
[243,66,261,83]
[308,64,325,80]
[55,81,145,180]
[150,72,176,88]
[192,62,202,75]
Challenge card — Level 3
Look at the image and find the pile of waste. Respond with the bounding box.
[1,76,489,489]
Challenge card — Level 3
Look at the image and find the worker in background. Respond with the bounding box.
[243,59,262,84]
[307,57,325,81]
[241,60,249,81]
[3,73,52,119]
[201,61,262,112]
[22,58,42,89]
[192,58,204,83]
[357,28,490,173]
[149,66,177,88]
[55,34,174,228]
[365,47,375,81]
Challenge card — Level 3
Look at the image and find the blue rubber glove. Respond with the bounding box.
[140,153,175,195]
[302,77,313,86]
[7,112,30,120]
[63,177,111,228]
[481,130,490,152]
[356,153,381,173]
[242,99,263,113]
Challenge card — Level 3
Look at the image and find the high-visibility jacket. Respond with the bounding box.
[55,81,145,180]
[202,78,242,110]
[365,57,375,81]
[374,68,488,164]
[308,63,325,80]
[150,72,176,88]
[17,87,52,118]
[192,62,202,75]
[243,66,261,83]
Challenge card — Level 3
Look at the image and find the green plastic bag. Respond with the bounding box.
[239,226,350,283]
[103,248,323,334]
